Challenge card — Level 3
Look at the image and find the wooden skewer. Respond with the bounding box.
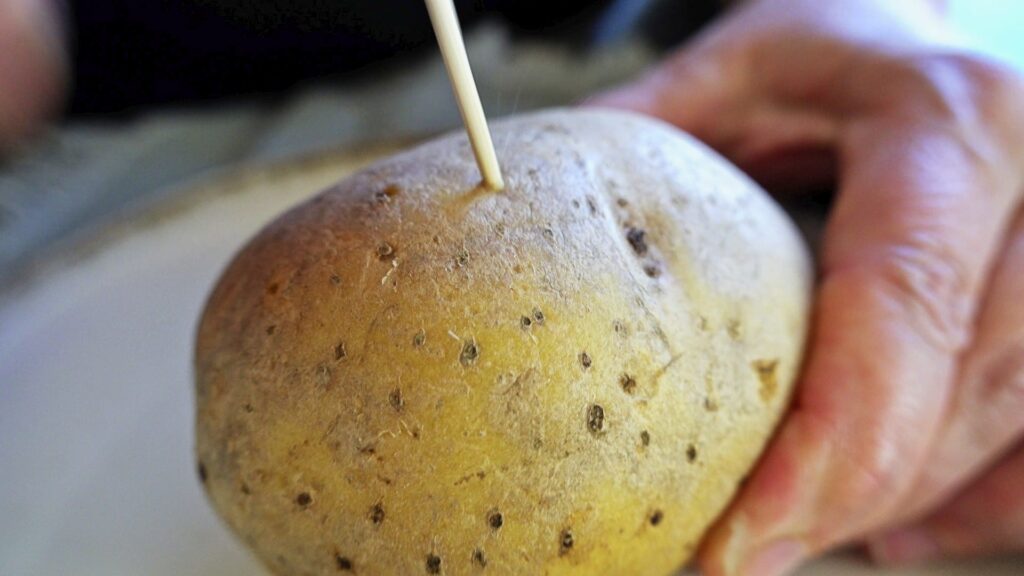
[424,0,504,191]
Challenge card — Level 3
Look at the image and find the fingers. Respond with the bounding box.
[0,0,67,150]
[886,210,1024,523]
[585,0,955,189]
[869,441,1024,564]
[699,70,1024,575]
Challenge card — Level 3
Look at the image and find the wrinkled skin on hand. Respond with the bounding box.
[592,0,1024,574]
[0,0,65,151]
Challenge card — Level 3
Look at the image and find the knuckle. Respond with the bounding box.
[978,343,1024,419]
[843,438,905,506]
[868,238,975,353]
[951,345,1024,462]
[892,52,1024,139]
[800,407,911,523]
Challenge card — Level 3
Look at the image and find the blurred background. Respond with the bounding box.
[2,2,1024,575]
[1,0,1022,289]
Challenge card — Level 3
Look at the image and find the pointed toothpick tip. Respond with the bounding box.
[425,0,504,191]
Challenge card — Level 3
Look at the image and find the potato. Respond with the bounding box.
[195,109,812,576]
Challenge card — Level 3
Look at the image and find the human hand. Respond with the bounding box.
[0,0,65,151]
[591,0,1024,574]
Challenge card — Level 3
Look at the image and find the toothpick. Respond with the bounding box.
[424,0,504,191]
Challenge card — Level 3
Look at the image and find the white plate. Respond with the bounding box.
[0,145,1020,575]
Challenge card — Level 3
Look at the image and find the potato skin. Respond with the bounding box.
[195,109,812,576]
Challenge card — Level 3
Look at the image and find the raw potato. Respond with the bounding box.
[195,109,812,576]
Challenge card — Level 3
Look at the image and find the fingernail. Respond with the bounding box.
[744,539,807,576]
[869,529,939,565]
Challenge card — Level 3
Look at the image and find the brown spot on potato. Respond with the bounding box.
[752,359,780,402]
[579,352,592,370]
[267,282,279,295]
[626,227,648,256]
[586,196,599,215]
[315,364,332,389]
[617,198,629,207]
[487,509,504,529]
[532,308,545,325]
[455,249,470,267]
[559,529,574,555]
[370,503,385,525]
[460,340,479,366]
[374,184,400,204]
[472,548,487,568]
[650,510,664,526]
[197,462,207,483]
[704,397,719,412]
[389,388,404,412]
[686,444,698,463]
[330,274,342,286]
[336,555,353,571]
[413,330,426,347]
[640,430,650,446]
[454,470,487,486]
[620,374,637,394]
[643,264,661,279]
[265,325,276,335]
[426,554,442,574]
[240,483,251,495]
[295,492,312,507]
[727,319,743,340]
[334,342,347,361]
[587,405,605,434]
[613,320,627,336]
[376,242,395,261]
[520,316,532,330]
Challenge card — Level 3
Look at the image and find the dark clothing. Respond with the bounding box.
[64,1,721,115]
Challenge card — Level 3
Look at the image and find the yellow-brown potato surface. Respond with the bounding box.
[195,109,812,576]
